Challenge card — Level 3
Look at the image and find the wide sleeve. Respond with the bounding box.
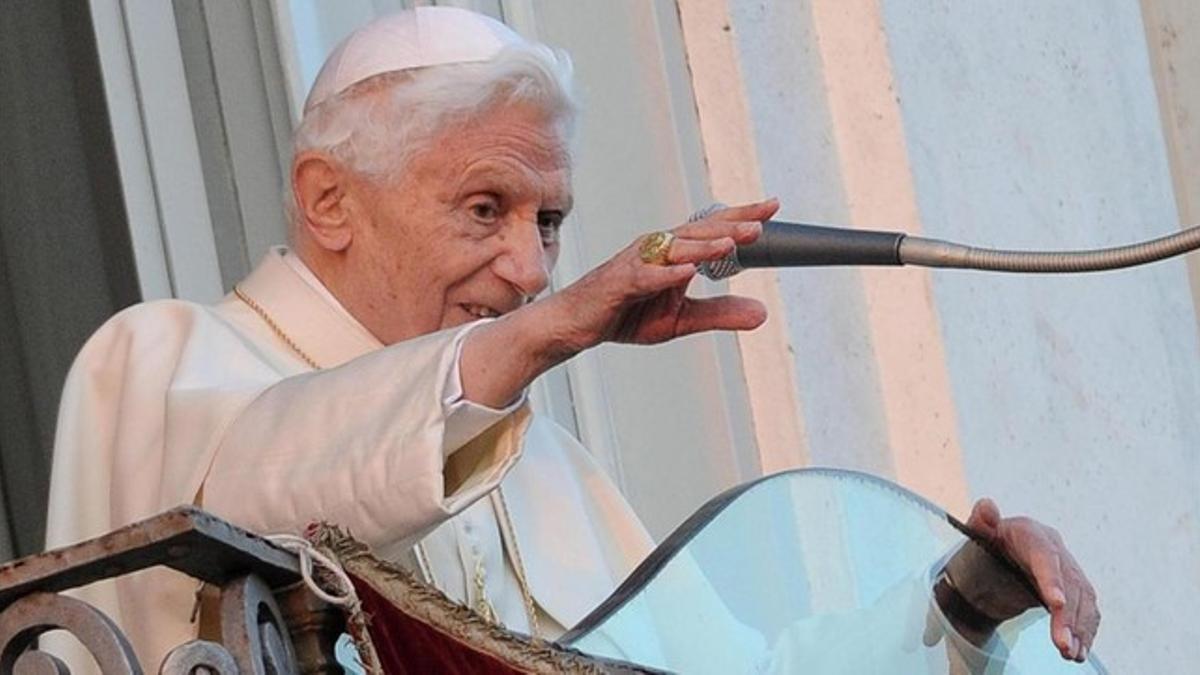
[202,323,531,547]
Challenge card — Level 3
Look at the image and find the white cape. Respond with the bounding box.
[45,248,652,670]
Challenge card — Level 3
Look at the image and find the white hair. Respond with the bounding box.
[285,43,577,228]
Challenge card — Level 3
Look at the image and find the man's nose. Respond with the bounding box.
[495,222,551,298]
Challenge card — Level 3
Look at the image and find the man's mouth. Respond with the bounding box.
[461,303,502,319]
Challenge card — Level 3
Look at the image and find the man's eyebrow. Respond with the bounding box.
[454,162,570,211]
[454,163,530,197]
[547,193,574,214]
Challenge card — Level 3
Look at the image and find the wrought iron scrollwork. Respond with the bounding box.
[158,639,238,675]
[0,509,342,675]
[220,576,298,675]
[0,592,142,675]
[12,649,70,675]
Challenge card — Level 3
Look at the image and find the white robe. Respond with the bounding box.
[44,247,653,671]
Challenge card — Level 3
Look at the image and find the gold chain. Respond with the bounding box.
[233,284,540,638]
[472,558,499,624]
[233,286,321,370]
[492,487,541,640]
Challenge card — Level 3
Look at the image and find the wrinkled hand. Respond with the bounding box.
[963,498,1100,662]
[459,199,777,407]
[549,199,777,353]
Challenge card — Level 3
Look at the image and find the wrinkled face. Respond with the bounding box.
[351,103,573,344]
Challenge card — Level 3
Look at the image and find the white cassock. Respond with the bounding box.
[44,247,654,671]
[44,247,1005,675]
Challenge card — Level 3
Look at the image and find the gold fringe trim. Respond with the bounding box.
[307,524,663,675]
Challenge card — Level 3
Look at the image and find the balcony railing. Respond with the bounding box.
[0,507,342,674]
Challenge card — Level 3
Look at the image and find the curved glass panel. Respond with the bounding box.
[561,469,1106,674]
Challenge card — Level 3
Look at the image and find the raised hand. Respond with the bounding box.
[552,199,778,351]
[459,199,779,407]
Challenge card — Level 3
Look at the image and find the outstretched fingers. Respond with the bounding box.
[966,498,1003,538]
[663,236,736,265]
[705,198,780,225]
[1026,544,1074,658]
[971,499,1097,662]
[1072,579,1100,661]
[619,231,732,297]
[1058,549,1097,662]
[674,296,767,336]
[999,517,1096,662]
[626,261,697,296]
[674,219,764,245]
[673,198,778,241]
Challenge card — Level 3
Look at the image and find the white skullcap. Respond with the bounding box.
[304,7,526,113]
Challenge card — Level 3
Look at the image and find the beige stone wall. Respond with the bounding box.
[1142,0,1200,335]
[677,1,1200,672]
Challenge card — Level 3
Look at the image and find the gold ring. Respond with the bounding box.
[639,231,676,265]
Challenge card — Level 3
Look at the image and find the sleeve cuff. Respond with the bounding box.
[441,319,528,456]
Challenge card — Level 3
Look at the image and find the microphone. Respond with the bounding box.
[699,220,906,280]
[694,214,1200,280]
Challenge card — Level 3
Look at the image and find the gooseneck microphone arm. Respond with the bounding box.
[898,225,1200,273]
[697,218,1200,280]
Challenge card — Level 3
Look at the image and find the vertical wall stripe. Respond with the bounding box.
[808,0,969,513]
[1140,0,1200,345]
[676,0,810,474]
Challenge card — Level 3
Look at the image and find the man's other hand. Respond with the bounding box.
[965,498,1100,662]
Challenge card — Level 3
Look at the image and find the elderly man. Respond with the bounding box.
[46,7,1098,672]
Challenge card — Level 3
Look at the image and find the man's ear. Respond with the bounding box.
[292,152,355,252]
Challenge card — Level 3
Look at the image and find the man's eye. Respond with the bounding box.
[470,201,500,222]
[538,212,564,245]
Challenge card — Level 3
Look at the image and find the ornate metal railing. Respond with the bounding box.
[0,507,343,675]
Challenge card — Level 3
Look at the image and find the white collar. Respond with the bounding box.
[280,248,367,330]
[235,247,384,368]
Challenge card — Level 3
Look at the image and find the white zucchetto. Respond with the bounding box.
[304,7,525,112]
